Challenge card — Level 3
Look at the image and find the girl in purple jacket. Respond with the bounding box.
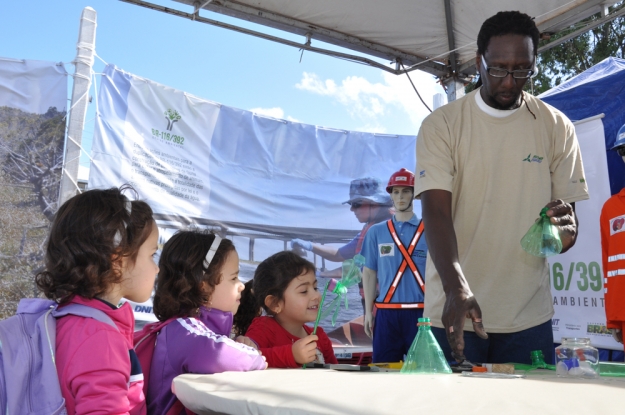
[148,231,266,415]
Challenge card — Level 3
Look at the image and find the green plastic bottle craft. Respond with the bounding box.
[320,254,365,326]
[520,207,562,257]
[401,317,452,374]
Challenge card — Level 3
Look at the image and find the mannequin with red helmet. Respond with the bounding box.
[386,168,415,213]
[361,168,428,363]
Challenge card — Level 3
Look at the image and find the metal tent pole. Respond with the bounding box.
[58,6,97,205]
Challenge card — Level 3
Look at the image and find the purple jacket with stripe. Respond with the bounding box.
[147,306,265,415]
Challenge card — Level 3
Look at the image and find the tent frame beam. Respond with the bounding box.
[120,0,449,77]
[457,3,625,76]
[537,4,625,53]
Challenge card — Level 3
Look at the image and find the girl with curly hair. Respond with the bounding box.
[36,186,158,415]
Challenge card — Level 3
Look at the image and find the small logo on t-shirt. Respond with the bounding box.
[379,244,394,257]
[522,153,543,163]
[419,170,425,178]
[611,215,625,235]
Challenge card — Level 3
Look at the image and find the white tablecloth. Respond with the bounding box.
[173,368,625,415]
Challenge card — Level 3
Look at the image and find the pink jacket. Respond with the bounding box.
[55,296,146,415]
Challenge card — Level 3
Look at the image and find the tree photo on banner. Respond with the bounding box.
[0,58,67,318]
[90,64,419,347]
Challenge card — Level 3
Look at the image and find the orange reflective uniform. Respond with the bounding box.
[600,188,625,329]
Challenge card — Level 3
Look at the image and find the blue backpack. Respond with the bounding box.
[0,298,118,415]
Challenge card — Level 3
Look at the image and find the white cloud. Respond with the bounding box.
[250,107,285,119]
[296,70,445,132]
[249,107,299,124]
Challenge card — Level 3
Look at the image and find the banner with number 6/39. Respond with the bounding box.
[548,116,621,350]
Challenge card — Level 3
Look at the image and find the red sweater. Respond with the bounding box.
[245,316,338,368]
[601,188,625,327]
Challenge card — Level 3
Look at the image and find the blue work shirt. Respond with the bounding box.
[337,230,362,260]
[360,214,427,304]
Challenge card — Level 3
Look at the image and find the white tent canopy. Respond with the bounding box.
[123,0,623,82]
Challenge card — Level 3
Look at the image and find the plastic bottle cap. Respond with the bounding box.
[472,366,488,373]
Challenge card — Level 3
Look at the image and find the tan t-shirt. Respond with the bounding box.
[415,89,589,333]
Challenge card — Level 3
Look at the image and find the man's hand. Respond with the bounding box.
[442,287,488,362]
[292,334,319,364]
[364,312,374,338]
[545,200,577,252]
[291,239,313,251]
[612,329,623,344]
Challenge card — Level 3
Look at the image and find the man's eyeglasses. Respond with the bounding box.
[350,201,364,209]
[481,55,535,79]
[617,146,625,157]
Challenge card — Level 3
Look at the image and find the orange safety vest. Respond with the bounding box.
[601,188,625,327]
[375,219,425,309]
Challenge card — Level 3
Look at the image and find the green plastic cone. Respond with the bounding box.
[400,317,452,374]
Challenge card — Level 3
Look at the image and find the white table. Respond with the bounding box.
[173,368,625,415]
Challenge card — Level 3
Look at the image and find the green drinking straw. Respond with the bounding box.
[303,279,330,369]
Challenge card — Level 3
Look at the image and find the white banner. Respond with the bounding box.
[548,116,619,349]
[91,64,418,341]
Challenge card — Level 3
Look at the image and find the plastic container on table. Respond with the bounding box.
[555,337,599,378]
[400,317,452,374]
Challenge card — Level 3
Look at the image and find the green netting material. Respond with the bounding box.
[520,207,562,257]
[320,254,365,326]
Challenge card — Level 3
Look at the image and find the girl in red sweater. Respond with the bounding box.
[235,251,337,368]
[36,187,158,415]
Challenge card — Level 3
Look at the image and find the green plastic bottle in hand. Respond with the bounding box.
[401,317,452,374]
[520,207,562,257]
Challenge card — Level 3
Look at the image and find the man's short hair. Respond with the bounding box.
[477,11,540,56]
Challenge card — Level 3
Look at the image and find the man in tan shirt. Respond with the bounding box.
[415,11,589,365]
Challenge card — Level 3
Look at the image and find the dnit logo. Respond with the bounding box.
[151,108,185,146]
[522,153,544,163]
[164,108,181,131]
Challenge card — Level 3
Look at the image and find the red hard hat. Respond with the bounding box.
[386,168,415,193]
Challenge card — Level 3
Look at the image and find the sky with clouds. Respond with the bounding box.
[1,0,445,177]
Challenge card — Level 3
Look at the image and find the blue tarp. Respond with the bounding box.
[540,57,625,195]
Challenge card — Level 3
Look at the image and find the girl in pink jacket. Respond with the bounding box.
[36,186,158,415]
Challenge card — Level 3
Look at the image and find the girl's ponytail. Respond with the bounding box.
[233,280,261,336]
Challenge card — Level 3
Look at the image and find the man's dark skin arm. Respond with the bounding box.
[421,192,578,362]
[421,189,487,362]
